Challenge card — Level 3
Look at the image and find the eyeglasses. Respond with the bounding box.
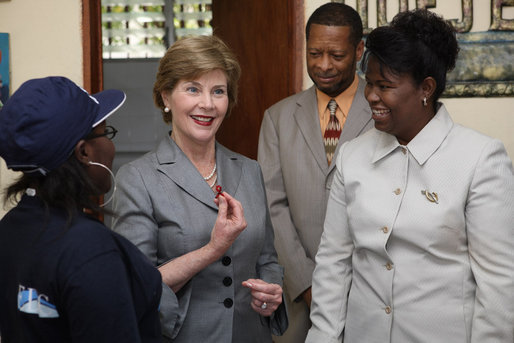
[85,125,118,140]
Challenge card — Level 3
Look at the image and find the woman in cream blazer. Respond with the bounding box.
[307,10,514,343]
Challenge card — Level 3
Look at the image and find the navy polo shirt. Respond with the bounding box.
[0,195,162,342]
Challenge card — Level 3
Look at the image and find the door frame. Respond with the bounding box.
[82,0,103,94]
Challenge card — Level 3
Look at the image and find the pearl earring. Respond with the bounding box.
[164,107,170,113]
[423,97,427,107]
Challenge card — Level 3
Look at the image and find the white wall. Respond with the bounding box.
[305,0,514,160]
[0,0,83,217]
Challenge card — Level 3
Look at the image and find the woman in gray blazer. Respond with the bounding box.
[307,9,514,343]
[112,35,287,342]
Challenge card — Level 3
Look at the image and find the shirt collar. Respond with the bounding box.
[372,103,454,165]
[316,74,359,115]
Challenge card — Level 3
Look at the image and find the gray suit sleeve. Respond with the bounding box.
[306,147,353,343]
[254,164,289,335]
[112,163,180,339]
[112,163,158,260]
[258,109,316,301]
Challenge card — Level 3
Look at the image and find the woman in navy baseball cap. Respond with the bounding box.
[0,76,169,342]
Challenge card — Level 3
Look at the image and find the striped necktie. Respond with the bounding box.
[323,99,341,165]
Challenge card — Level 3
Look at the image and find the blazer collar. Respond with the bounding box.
[331,78,372,173]
[340,78,373,142]
[155,135,243,210]
[215,143,243,198]
[294,80,372,175]
[372,103,454,165]
[294,86,328,173]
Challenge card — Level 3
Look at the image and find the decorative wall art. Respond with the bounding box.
[336,0,514,97]
[0,33,10,107]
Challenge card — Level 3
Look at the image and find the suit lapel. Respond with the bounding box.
[294,86,329,174]
[341,79,372,141]
[329,78,372,173]
[216,143,243,198]
[155,136,219,210]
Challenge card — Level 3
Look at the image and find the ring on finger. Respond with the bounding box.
[261,302,267,310]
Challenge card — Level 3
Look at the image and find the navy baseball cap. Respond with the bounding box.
[0,76,126,175]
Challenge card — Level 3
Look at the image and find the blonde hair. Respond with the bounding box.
[153,35,241,123]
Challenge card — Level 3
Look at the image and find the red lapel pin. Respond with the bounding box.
[215,185,223,199]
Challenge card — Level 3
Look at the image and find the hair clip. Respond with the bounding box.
[215,185,223,199]
[421,190,438,204]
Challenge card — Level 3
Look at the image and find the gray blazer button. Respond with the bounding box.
[223,276,233,287]
[223,298,233,308]
[222,256,232,266]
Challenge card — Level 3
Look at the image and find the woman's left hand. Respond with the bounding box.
[242,278,283,317]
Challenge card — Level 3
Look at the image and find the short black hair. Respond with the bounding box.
[362,9,459,102]
[306,3,363,47]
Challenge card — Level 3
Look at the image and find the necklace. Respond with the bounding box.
[203,163,217,181]
[209,174,218,188]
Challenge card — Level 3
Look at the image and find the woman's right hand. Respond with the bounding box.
[208,191,247,257]
[158,191,247,293]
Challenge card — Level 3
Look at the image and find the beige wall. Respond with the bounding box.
[0,0,83,217]
[305,0,514,161]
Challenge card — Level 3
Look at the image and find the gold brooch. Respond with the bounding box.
[421,190,438,204]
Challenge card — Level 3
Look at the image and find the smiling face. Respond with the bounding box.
[307,24,364,97]
[162,69,229,149]
[364,55,433,145]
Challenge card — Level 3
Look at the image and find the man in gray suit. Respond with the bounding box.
[257,3,372,342]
